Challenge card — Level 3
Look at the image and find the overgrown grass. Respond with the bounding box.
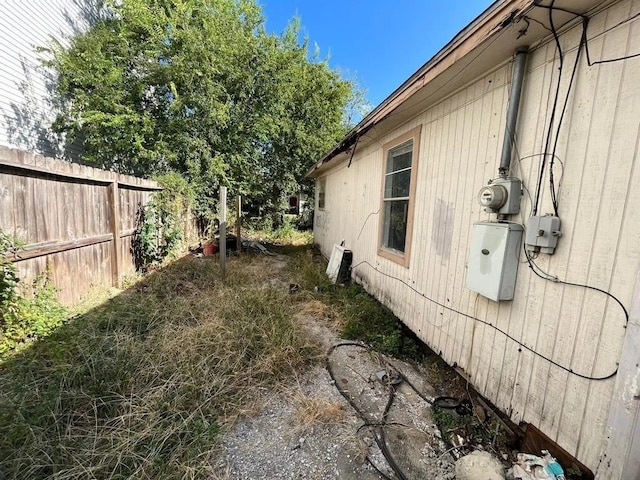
[0,255,318,479]
[288,247,425,361]
[243,217,313,247]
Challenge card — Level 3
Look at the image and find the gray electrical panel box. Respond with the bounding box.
[525,215,561,254]
[466,222,523,301]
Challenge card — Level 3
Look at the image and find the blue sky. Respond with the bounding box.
[260,1,494,108]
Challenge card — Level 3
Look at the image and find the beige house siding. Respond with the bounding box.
[314,0,639,471]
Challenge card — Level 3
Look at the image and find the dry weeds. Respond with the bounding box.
[292,392,347,433]
[0,254,320,480]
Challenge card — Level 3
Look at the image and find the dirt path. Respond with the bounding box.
[210,254,457,480]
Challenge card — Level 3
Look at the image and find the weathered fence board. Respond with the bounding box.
[0,146,160,305]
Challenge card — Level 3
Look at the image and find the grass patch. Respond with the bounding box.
[0,254,318,479]
[292,392,346,433]
[243,218,313,247]
[288,247,425,362]
[431,405,511,452]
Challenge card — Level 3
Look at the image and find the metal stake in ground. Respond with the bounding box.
[220,186,227,280]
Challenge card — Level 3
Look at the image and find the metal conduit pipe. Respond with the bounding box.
[499,46,529,177]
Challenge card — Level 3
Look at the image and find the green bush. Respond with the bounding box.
[0,232,66,356]
[131,173,193,272]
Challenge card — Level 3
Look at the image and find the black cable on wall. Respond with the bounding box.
[350,260,628,382]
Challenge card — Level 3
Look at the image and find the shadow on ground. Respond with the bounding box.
[0,252,317,479]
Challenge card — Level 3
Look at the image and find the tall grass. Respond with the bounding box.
[0,255,318,479]
[287,248,425,361]
[243,217,313,247]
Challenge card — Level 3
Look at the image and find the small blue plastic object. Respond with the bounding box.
[546,460,565,479]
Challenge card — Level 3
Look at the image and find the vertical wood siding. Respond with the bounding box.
[314,0,640,470]
[0,0,97,160]
[0,147,159,305]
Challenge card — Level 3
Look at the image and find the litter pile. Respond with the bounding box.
[509,451,567,479]
[191,237,276,257]
[455,449,568,480]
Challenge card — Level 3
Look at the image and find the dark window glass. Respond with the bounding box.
[382,200,409,252]
[381,140,413,253]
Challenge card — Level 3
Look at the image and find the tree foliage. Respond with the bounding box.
[48,0,362,214]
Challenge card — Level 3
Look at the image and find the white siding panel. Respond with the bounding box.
[0,0,95,160]
[314,0,640,471]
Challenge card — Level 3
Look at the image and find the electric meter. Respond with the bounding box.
[476,177,521,215]
[478,185,507,211]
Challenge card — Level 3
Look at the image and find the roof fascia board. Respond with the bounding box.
[359,0,531,130]
[306,0,533,177]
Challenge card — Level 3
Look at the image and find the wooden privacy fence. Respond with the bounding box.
[0,146,161,305]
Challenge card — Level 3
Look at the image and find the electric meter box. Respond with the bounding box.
[466,222,523,301]
[477,177,521,215]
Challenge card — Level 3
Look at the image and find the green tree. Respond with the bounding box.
[47,0,364,217]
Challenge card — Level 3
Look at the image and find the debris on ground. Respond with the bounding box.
[507,451,566,480]
[456,450,506,480]
[246,240,276,256]
[190,236,278,257]
[211,249,571,479]
[327,342,455,479]
[213,342,458,479]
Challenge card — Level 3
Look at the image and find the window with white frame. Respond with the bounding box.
[379,126,421,265]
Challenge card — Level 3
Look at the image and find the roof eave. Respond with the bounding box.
[306,0,532,178]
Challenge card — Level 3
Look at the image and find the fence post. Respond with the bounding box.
[108,181,121,287]
[236,195,241,256]
[220,186,227,280]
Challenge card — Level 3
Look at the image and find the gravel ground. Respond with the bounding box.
[210,255,457,479]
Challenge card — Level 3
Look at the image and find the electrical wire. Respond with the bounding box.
[587,50,640,65]
[327,342,472,478]
[523,247,629,325]
[326,342,427,480]
[357,208,380,241]
[365,458,395,480]
[348,261,627,381]
[533,0,564,217]
[584,10,640,65]
[522,247,630,378]
[347,134,360,169]
[548,15,586,216]
[536,1,640,65]
[531,3,640,216]
[521,14,553,34]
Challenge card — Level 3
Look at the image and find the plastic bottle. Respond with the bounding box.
[542,450,566,480]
